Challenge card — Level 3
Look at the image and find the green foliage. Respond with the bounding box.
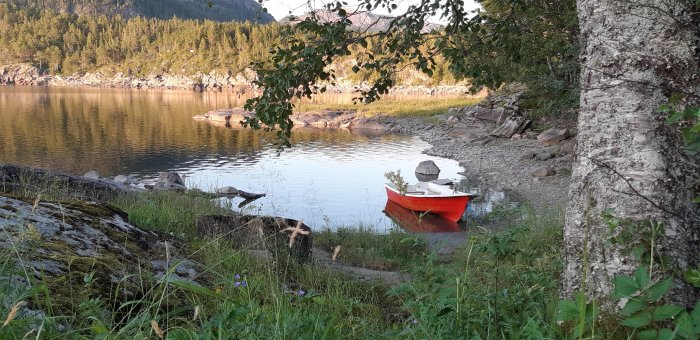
[110,191,233,238]
[443,0,580,116]
[662,100,700,154]
[556,292,600,339]
[242,0,579,143]
[388,211,564,338]
[384,170,408,194]
[611,267,700,339]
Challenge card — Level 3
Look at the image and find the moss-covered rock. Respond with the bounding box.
[0,195,200,314]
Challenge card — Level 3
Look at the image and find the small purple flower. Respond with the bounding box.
[241,281,247,287]
[297,290,305,297]
[234,281,241,287]
[411,319,418,324]
[234,273,241,280]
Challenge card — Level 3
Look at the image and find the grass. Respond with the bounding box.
[294,97,483,118]
[8,188,669,339]
[314,227,429,271]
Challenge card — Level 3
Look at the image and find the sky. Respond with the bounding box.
[260,0,481,23]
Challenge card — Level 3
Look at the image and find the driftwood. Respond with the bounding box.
[216,186,266,200]
[0,164,131,200]
[237,189,266,200]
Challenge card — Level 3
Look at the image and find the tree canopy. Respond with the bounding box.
[244,0,580,142]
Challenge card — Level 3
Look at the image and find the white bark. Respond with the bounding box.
[565,0,700,307]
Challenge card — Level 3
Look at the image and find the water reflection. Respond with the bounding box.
[383,200,460,232]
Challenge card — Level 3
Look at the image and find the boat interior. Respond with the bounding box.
[386,181,462,196]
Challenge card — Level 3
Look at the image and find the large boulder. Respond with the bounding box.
[537,127,570,146]
[84,170,100,180]
[466,106,508,124]
[0,195,199,310]
[146,171,186,192]
[196,214,312,263]
[415,160,440,182]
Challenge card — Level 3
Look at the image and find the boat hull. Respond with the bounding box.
[383,200,460,232]
[384,185,471,222]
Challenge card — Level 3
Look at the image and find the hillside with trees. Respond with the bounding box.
[1,0,275,23]
[0,4,458,86]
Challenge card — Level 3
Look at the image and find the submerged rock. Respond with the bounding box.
[114,175,139,185]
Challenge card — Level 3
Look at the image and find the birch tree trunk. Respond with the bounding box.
[564,0,700,307]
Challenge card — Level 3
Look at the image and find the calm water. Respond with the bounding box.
[0,86,494,231]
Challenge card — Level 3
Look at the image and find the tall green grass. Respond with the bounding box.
[1,190,575,338]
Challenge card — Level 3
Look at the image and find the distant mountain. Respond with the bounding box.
[2,0,275,23]
[280,9,441,33]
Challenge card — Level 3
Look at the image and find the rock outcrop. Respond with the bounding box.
[1,164,131,201]
[194,109,387,131]
[0,194,200,306]
[0,64,47,86]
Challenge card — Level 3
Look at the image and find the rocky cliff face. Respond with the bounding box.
[0,64,47,86]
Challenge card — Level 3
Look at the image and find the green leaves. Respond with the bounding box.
[613,267,671,303]
[613,275,639,298]
[662,96,700,154]
[642,278,672,302]
[611,266,700,339]
[622,311,651,328]
[684,268,700,288]
[651,305,684,322]
[556,300,580,321]
[621,298,644,316]
[556,293,599,339]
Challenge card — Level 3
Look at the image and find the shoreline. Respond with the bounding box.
[0,63,475,95]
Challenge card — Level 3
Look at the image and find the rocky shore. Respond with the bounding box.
[0,63,472,95]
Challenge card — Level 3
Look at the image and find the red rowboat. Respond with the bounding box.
[384,182,475,222]
[383,200,461,232]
